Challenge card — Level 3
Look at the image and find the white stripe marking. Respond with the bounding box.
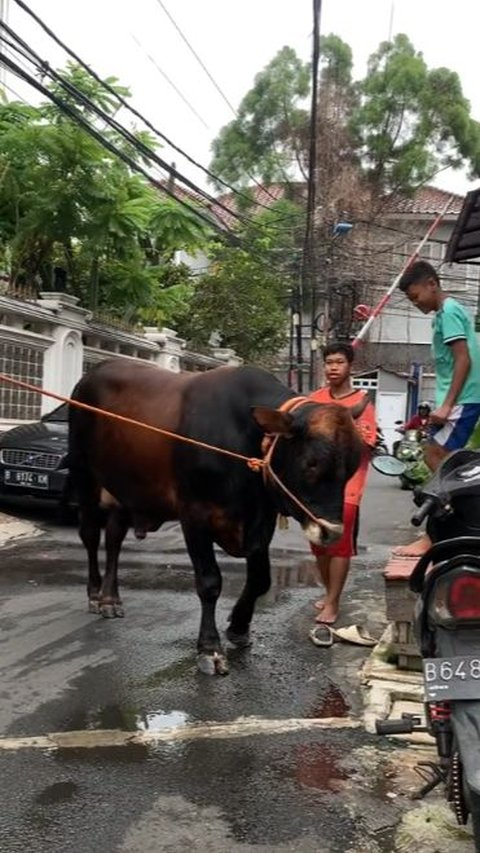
[0,716,360,751]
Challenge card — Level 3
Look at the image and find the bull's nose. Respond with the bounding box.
[302,520,344,546]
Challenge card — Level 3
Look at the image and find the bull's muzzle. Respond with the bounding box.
[302,519,344,546]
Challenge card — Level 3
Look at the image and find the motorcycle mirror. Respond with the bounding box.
[371,454,407,477]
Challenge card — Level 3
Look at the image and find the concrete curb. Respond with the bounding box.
[361,624,434,747]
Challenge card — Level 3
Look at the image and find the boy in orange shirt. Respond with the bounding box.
[309,342,377,624]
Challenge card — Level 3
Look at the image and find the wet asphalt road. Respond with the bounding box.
[0,473,475,852]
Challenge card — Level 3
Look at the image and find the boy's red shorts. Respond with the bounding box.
[310,502,359,559]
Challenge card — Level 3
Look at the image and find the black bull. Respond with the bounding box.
[67,361,366,674]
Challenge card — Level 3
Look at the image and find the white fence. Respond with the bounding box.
[0,290,241,429]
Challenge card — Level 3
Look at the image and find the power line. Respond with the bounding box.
[303,0,322,391]
[5,6,472,293]
[0,77,27,102]
[0,50,303,281]
[8,0,285,219]
[149,0,281,203]
[152,0,237,117]
[130,32,209,130]
[0,48,238,238]
[0,20,261,234]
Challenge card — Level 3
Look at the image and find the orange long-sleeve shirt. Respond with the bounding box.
[309,387,377,506]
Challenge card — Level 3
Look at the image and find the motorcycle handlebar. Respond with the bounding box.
[411,497,436,527]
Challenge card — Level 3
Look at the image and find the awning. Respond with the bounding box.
[445,188,480,263]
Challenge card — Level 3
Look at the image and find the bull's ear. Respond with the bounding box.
[348,392,371,420]
[251,406,294,436]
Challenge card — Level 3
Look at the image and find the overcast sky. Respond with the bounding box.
[3,0,480,196]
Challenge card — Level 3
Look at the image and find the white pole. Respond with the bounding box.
[353,195,455,347]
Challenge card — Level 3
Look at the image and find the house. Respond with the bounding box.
[352,366,413,452]
[445,187,480,264]
[358,187,480,377]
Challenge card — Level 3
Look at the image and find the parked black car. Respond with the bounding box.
[0,404,69,503]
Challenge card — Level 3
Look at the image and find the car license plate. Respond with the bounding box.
[423,655,480,701]
[4,469,49,489]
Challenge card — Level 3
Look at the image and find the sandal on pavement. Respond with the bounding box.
[309,624,378,648]
[331,625,378,647]
[309,625,334,648]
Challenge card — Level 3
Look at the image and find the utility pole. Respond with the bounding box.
[0,0,9,90]
[300,0,322,392]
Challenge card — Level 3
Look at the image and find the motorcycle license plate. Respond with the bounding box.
[423,655,480,701]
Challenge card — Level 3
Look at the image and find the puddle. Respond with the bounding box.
[66,702,193,734]
[263,559,318,604]
[290,743,348,792]
[135,709,191,731]
[307,683,350,718]
[69,703,140,732]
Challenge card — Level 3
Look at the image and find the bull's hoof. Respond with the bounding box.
[197,651,229,676]
[88,599,101,615]
[100,602,124,619]
[226,626,252,648]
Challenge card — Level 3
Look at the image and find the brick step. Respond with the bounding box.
[383,555,421,670]
[383,556,417,582]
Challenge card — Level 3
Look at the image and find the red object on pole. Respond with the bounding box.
[353,304,372,321]
[352,195,455,348]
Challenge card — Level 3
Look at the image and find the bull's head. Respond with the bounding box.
[252,398,367,546]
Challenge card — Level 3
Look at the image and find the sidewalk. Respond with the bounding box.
[0,510,41,546]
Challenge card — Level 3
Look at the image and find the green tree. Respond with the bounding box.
[209,46,310,189]
[351,34,480,193]
[0,64,211,322]
[209,34,480,196]
[186,200,303,362]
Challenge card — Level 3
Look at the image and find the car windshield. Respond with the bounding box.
[41,404,69,423]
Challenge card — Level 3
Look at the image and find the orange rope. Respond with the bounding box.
[0,373,265,471]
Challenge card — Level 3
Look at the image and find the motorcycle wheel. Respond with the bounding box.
[399,474,413,491]
[451,747,480,851]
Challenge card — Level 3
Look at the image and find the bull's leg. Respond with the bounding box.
[182,524,228,676]
[99,507,130,619]
[78,501,103,615]
[227,548,271,647]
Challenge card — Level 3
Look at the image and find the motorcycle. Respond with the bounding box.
[394,421,428,490]
[376,448,480,849]
[375,426,389,456]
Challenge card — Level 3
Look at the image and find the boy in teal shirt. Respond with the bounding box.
[395,260,480,555]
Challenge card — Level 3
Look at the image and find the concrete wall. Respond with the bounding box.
[0,292,241,430]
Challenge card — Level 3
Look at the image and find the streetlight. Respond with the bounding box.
[332,221,353,238]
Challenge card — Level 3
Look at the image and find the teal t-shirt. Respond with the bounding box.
[432,297,480,407]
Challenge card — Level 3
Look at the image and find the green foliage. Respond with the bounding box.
[210,33,480,195]
[0,63,211,322]
[351,34,480,191]
[187,200,303,361]
[319,34,353,87]
[209,47,310,188]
